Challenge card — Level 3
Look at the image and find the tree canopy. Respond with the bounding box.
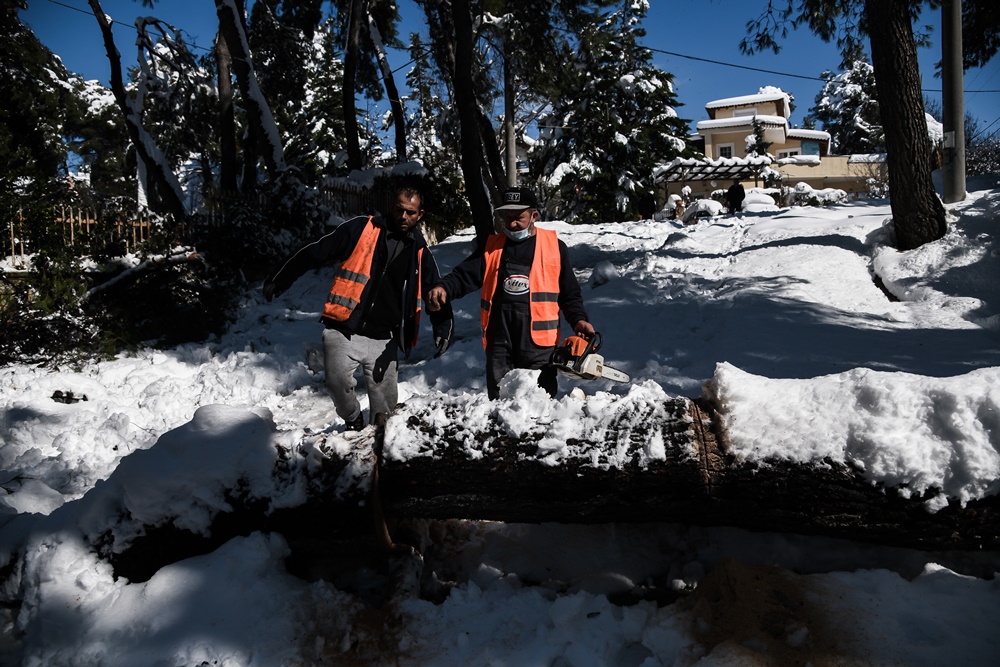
[806,59,885,155]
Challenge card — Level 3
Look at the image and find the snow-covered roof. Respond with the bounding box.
[696,115,787,131]
[653,155,773,183]
[787,128,831,141]
[706,91,789,109]
[848,153,887,163]
[776,155,822,166]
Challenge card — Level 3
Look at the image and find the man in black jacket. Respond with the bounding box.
[726,180,746,215]
[264,183,453,431]
[426,187,594,399]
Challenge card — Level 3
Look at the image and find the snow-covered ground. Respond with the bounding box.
[1,181,999,666]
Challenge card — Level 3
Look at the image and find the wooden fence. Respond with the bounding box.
[3,180,389,268]
[5,205,156,268]
[58,205,155,251]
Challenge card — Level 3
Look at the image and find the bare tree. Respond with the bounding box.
[86,0,187,221]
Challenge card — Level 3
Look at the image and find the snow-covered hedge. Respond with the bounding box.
[785,182,848,207]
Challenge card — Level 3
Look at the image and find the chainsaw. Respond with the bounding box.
[549,332,631,383]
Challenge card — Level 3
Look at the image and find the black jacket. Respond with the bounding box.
[266,215,453,355]
[438,232,589,328]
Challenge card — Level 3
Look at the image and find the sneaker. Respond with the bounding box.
[344,414,365,432]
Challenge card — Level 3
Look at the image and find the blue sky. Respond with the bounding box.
[22,0,1000,138]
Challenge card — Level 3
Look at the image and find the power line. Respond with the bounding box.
[648,46,1000,94]
[41,0,216,56]
[36,0,1000,96]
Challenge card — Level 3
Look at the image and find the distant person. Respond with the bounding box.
[426,187,594,399]
[667,194,685,221]
[263,182,453,431]
[726,180,745,215]
[638,191,657,220]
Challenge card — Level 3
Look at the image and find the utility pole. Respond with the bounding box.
[942,0,966,203]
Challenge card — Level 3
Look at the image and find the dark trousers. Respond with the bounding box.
[485,302,558,400]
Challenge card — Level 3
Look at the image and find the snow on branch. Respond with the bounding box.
[81,249,205,303]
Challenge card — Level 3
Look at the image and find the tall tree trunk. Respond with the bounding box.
[87,0,187,222]
[451,0,496,244]
[478,109,504,199]
[215,0,286,177]
[367,15,407,163]
[864,0,947,250]
[503,51,517,187]
[216,31,238,196]
[343,0,365,170]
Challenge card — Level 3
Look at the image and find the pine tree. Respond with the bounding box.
[805,59,884,155]
[746,117,774,158]
[960,0,1000,69]
[530,1,689,224]
[68,77,131,200]
[1,2,86,182]
[298,18,349,180]
[248,0,320,178]
[403,33,454,181]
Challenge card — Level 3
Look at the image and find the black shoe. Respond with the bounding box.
[345,414,365,432]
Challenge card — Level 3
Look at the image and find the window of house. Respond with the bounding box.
[778,150,800,159]
[717,143,734,159]
[800,140,820,156]
[733,107,758,117]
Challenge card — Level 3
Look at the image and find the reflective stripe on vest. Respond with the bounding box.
[479,228,562,349]
[323,217,379,322]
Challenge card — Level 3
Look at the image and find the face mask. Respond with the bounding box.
[504,227,531,241]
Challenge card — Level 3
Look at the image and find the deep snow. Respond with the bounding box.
[1,181,999,666]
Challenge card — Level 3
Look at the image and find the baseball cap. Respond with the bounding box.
[494,187,539,211]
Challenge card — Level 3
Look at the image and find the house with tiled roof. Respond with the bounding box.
[657,87,886,202]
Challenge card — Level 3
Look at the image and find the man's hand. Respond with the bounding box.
[574,320,596,337]
[426,285,448,312]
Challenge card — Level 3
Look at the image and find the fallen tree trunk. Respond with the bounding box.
[379,398,1000,552]
[104,395,999,585]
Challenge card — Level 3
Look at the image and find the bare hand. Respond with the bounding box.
[574,320,596,337]
[426,285,448,312]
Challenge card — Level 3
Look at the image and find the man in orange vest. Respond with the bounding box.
[426,187,594,399]
[263,182,453,431]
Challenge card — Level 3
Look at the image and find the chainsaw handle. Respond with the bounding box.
[581,331,602,354]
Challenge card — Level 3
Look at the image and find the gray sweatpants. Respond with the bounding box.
[322,328,398,424]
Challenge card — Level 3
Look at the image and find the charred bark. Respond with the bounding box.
[103,398,999,586]
[379,399,1000,552]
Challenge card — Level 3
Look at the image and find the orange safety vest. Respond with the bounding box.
[323,217,380,321]
[480,228,561,349]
